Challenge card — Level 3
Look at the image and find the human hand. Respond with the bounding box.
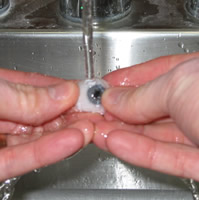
[94,52,199,181]
[0,69,94,181]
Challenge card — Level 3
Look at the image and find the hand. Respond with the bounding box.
[0,69,94,181]
[93,52,199,181]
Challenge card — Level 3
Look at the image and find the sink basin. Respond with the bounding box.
[0,29,197,200]
[0,0,199,200]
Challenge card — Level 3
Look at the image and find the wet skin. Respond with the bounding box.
[0,70,94,181]
[96,52,199,181]
[1,51,199,181]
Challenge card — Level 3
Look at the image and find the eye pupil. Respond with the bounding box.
[94,90,101,98]
[88,84,105,105]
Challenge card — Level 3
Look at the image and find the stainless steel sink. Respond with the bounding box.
[0,0,199,200]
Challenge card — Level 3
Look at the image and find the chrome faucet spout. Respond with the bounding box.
[185,0,199,20]
[0,0,9,14]
[59,0,132,25]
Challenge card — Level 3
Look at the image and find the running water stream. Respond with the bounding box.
[82,0,95,79]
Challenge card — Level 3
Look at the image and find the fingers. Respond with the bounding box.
[6,120,94,147]
[106,130,199,181]
[0,121,33,135]
[0,79,79,125]
[93,121,194,150]
[102,84,168,124]
[0,125,94,181]
[104,52,199,86]
[68,120,94,146]
[102,59,199,126]
[0,68,62,86]
[64,112,104,125]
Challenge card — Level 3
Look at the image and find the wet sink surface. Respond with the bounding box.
[0,29,198,200]
[0,29,199,79]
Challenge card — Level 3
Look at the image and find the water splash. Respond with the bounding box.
[82,0,95,79]
[78,46,83,51]
[0,177,20,200]
[182,178,199,200]
[178,42,185,49]
[34,169,41,173]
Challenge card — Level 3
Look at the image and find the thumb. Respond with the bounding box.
[102,58,199,142]
[0,80,78,126]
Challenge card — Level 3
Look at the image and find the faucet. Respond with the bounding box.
[185,0,199,20]
[0,0,9,13]
[59,0,132,25]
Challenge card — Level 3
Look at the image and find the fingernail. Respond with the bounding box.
[103,87,128,105]
[48,82,74,101]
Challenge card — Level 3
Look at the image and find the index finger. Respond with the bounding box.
[104,52,199,86]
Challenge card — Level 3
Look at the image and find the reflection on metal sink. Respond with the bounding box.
[0,29,198,200]
[0,0,199,199]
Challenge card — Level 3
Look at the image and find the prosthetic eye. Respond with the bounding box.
[74,79,109,114]
[87,84,105,105]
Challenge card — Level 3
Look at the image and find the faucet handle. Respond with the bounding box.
[185,0,199,20]
[0,0,9,14]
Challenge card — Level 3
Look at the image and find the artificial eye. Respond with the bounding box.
[74,79,109,115]
[87,84,105,105]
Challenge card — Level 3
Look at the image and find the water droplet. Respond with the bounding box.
[108,69,112,72]
[116,65,120,69]
[101,132,108,138]
[34,169,41,173]
[97,71,101,77]
[13,66,17,71]
[98,154,107,162]
[93,51,96,56]
[178,33,182,38]
[178,42,185,49]
[184,48,190,53]
[112,56,115,59]
[116,58,119,61]
[32,52,35,55]
[78,46,83,51]
[44,44,48,48]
